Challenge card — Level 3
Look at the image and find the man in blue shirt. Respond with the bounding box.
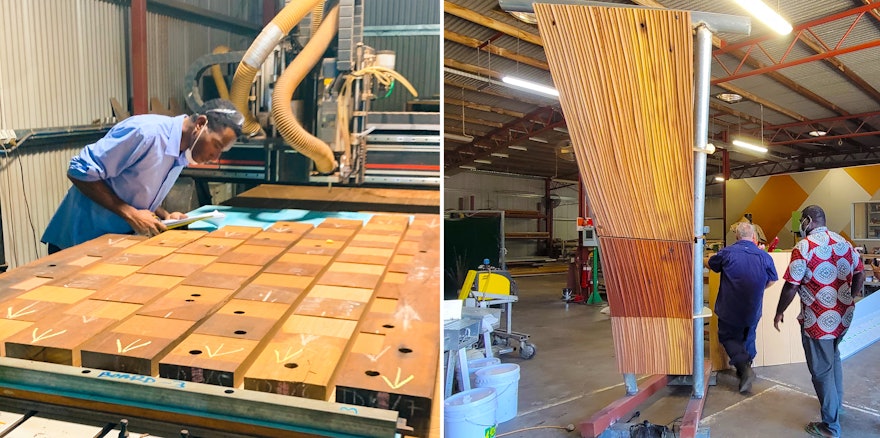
[708,221,778,393]
[42,99,244,252]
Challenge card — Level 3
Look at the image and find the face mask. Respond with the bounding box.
[185,125,205,165]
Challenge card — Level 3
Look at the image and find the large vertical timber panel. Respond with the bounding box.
[535,5,695,374]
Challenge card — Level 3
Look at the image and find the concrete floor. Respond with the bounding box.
[489,273,880,438]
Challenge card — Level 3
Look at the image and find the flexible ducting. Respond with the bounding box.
[210,45,230,100]
[310,3,325,36]
[272,5,340,173]
[230,0,322,136]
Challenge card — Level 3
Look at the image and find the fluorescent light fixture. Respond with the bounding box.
[459,165,477,170]
[508,145,528,151]
[733,0,792,35]
[445,133,474,143]
[715,176,726,182]
[808,130,827,137]
[553,127,569,134]
[490,152,509,158]
[528,136,549,143]
[501,76,559,97]
[715,93,743,103]
[474,159,492,164]
[732,139,768,153]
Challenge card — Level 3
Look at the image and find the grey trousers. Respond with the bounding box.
[801,333,843,437]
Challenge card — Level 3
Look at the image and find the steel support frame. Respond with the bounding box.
[741,110,880,145]
[732,149,880,178]
[712,2,880,84]
[0,357,398,438]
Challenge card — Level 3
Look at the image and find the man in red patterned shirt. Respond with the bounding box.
[774,205,865,438]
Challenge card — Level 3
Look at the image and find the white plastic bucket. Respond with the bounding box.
[444,387,497,438]
[467,357,501,388]
[474,363,520,423]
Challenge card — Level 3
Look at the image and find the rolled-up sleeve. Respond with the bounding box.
[708,251,724,272]
[68,124,150,181]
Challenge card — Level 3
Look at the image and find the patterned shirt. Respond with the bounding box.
[783,226,863,339]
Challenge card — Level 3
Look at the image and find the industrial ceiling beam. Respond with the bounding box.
[444,1,543,46]
[446,97,526,119]
[712,3,880,84]
[444,58,502,80]
[444,79,550,107]
[446,105,565,172]
[742,110,880,145]
[444,30,549,70]
[443,113,504,128]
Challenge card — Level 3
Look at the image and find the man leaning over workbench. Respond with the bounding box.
[41,98,244,254]
[708,221,778,393]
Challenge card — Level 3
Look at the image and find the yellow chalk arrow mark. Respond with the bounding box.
[274,346,303,363]
[32,328,67,343]
[7,302,37,319]
[81,315,99,324]
[300,334,320,345]
[206,343,244,358]
[116,338,152,353]
[380,367,414,390]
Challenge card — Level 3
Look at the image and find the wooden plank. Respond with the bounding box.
[5,314,118,366]
[0,319,34,355]
[89,273,182,304]
[181,262,261,289]
[138,254,217,277]
[17,285,94,304]
[176,237,246,256]
[229,185,440,214]
[138,230,206,247]
[207,225,263,238]
[610,317,693,375]
[137,285,235,321]
[215,244,286,266]
[194,300,289,341]
[0,298,67,322]
[244,333,349,398]
[158,333,260,387]
[336,246,395,266]
[234,283,304,304]
[80,315,197,375]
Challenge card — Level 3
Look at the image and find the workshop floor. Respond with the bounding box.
[492,273,880,438]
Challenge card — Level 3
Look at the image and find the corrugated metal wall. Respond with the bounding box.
[0,0,127,129]
[0,145,84,267]
[0,0,260,268]
[147,13,252,111]
[365,0,440,111]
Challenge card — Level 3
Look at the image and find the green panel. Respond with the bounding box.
[444,216,502,299]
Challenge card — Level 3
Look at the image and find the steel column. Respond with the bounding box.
[131,0,148,115]
[692,24,713,400]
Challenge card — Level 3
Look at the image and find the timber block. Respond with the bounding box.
[17,285,95,304]
[138,254,218,277]
[159,333,259,387]
[247,231,304,247]
[181,262,261,289]
[234,283,304,305]
[176,237,246,256]
[0,319,34,355]
[216,244,286,266]
[243,333,349,399]
[0,298,67,322]
[137,285,234,321]
[336,246,395,266]
[139,230,206,248]
[295,297,367,321]
[5,314,118,366]
[207,225,262,239]
[90,273,182,304]
[194,300,289,341]
[317,262,385,290]
[81,315,196,375]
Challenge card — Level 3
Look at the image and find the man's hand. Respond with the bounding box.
[125,209,166,237]
[773,312,784,332]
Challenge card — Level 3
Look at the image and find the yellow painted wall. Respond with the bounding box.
[726,163,880,250]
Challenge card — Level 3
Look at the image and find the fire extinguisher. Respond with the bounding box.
[581,263,592,288]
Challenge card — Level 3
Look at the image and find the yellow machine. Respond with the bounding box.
[459,266,535,359]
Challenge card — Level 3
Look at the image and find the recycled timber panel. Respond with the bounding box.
[535,4,695,374]
[611,317,692,375]
[600,238,692,318]
[0,212,440,434]
[534,5,694,242]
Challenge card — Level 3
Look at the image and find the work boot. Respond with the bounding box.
[735,362,755,393]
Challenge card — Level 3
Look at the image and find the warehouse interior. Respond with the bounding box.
[0,0,440,436]
[444,0,880,437]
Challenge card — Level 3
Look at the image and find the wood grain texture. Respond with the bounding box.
[535,4,695,374]
[80,315,197,375]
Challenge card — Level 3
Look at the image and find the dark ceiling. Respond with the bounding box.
[443,0,880,183]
